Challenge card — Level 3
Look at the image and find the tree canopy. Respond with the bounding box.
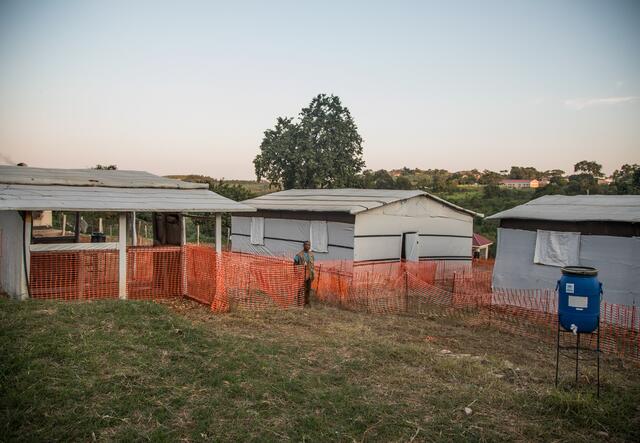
[574,160,604,178]
[254,94,365,189]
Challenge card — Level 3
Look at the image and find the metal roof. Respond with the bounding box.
[241,188,481,217]
[0,166,254,212]
[0,165,207,189]
[487,195,640,223]
[0,184,255,212]
[472,233,493,247]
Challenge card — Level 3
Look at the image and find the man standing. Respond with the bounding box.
[294,241,314,306]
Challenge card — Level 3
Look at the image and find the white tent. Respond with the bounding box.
[231,189,481,263]
[0,165,254,299]
[487,195,640,306]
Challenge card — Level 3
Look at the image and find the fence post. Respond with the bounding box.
[404,264,409,313]
[118,212,127,300]
[180,216,187,297]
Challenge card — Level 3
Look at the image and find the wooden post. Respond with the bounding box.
[181,216,187,245]
[131,212,137,247]
[180,215,187,296]
[118,213,127,300]
[22,211,32,300]
[98,217,103,233]
[62,213,67,236]
[74,212,81,243]
[215,214,222,254]
[196,224,200,245]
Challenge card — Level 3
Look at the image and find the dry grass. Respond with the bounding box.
[1,296,639,442]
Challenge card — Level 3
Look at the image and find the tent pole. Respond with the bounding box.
[22,211,32,300]
[118,213,127,300]
[215,214,222,254]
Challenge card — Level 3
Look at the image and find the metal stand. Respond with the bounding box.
[555,317,601,397]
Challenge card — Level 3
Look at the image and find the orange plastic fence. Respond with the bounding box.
[313,259,640,362]
[27,247,639,361]
[30,250,118,300]
[127,246,183,300]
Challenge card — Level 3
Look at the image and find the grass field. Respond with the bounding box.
[1,298,639,442]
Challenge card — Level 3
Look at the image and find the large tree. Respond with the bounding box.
[574,160,604,178]
[254,94,365,189]
[611,164,640,194]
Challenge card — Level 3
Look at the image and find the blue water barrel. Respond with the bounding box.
[557,266,602,333]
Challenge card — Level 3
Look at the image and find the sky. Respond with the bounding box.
[0,0,639,179]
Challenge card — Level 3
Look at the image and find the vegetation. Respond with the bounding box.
[167,159,638,254]
[254,94,365,189]
[1,298,638,442]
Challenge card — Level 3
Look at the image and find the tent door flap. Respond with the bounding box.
[401,232,419,262]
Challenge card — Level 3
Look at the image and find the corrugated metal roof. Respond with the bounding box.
[0,165,207,189]
[487,195,640,223]
[241,188,481,216]
[472,233,493,247]
[0,184,255,212]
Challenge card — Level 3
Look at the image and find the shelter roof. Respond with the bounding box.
[241,188,481,217]
[0,166,254,213]
[472,233,493,247]
[486,195,640,223]
[0,165,207,189]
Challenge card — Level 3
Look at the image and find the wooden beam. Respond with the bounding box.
[23,211,32,300]
[215,213,222,254]
[31,242,119,252]
[74,212,81,242]
[118,213,127,300]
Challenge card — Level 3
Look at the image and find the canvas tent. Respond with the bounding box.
[0,165,254,299]
[487,195,640,306]
[231,189,481,263]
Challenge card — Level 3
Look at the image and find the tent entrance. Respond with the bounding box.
[401,232,419,262]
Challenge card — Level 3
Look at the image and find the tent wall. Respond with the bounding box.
[353,196,473,262]
[0,211,28,299]
[230,215,354,260]
[493,227,640,306]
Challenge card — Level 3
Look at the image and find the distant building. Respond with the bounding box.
[500,179,540,189]
[597,177,613,186]
[472,233,493,259]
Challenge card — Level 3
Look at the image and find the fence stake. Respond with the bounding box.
[404,263,409,313]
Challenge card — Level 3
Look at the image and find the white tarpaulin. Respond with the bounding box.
[250,217,264,245]
[493,228,640,306]
[231,216,354,261]
[533,229,580,267]
[310,221,328,253]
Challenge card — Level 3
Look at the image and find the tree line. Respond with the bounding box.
[253,94,639,196]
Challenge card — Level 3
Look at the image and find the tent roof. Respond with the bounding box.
[241,188,481,216]
[0,165,207,189]
[487,195,640,223]
[0,166,255,213]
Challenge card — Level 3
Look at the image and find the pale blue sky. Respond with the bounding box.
[1,0,638,178]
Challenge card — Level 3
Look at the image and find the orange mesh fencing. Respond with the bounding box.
[220,251,304,311]
[184,245,217,305]
[30,250,119,300]
[127,246,182,300]
[26,247,640,361]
